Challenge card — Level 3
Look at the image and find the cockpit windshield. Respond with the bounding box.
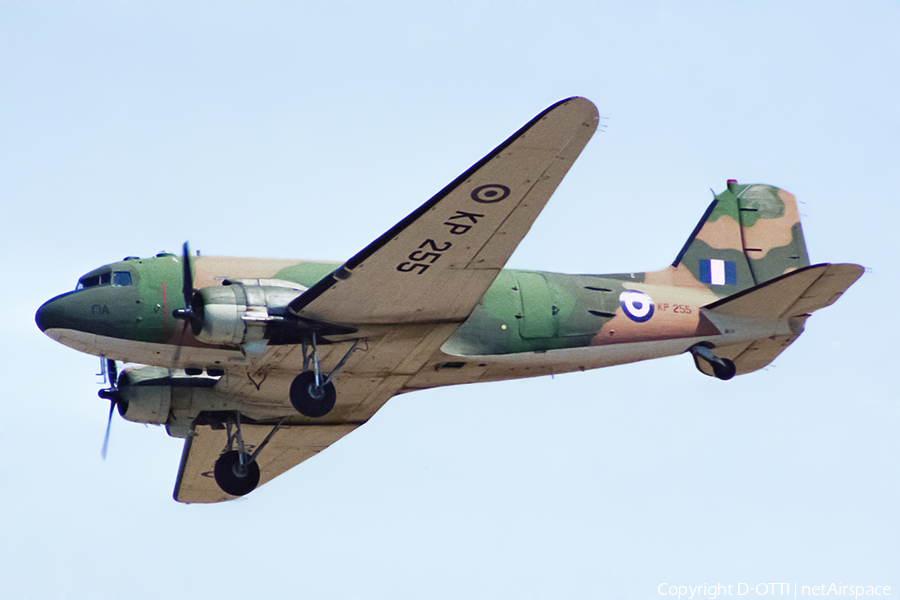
[76,270,133,290]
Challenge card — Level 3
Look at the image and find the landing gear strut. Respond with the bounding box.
[690,345,737,381]
[212,412,284,496]
[289,335,362,418]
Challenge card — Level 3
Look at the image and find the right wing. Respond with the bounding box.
[174,99,601,503]
[289,97,599,326]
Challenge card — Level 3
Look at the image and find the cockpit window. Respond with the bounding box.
[76,270,133,290]
[113,271,132,286]
[77,274,101,290]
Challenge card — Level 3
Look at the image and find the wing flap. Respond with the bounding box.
[289,97,599,325]
[173,422,358,504]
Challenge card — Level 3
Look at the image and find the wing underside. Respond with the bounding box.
[174,421,359,503]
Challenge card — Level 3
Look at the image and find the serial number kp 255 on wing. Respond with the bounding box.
[35,97,863,503]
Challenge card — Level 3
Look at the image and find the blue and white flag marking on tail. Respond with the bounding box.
[699,259,737,285]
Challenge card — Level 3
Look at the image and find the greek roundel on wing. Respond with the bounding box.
[471,184,510,203]
[619,290,655,323]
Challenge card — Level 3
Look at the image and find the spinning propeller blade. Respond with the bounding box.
[180,241,194,311]
[101,399,116,460]
[99,358,119,460]
[171,242,199,368]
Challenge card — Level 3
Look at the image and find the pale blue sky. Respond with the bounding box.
[2,2,898,599]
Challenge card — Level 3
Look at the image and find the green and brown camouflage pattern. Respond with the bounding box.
[442,182,812,356]
[34,182,816,360]
[654,181,810,296]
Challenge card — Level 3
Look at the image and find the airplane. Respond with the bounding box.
[35,97,863,503]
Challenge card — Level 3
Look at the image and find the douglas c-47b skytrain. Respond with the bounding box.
[36,97,863,503]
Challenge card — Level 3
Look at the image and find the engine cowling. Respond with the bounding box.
[116,366,173,424]
[190,279,307,347]
[116,366,225,433]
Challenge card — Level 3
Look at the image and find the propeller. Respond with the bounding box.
[172,241,200,334]
[170,242,204,372]
[98,358,121,460]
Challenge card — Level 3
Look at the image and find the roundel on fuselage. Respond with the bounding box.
[619,290,654,323]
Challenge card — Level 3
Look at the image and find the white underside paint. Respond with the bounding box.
[44,308,789,391]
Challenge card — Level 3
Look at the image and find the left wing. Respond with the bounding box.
[290,97,599,326]
[174,421,359,503]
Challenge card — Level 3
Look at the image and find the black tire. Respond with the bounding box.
[289,371,336,417]
[712,358,737,381]
[213,450,260,496]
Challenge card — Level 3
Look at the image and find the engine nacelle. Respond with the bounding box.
[191,279,307,347]
[117,366,173,424]
[116,366,223,431]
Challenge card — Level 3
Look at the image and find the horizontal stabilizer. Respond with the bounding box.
[704,263,864,320]
[697,263,863,376]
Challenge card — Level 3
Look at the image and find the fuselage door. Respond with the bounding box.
[514,272,557,339]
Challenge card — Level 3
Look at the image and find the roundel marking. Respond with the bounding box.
[471,184,510,203]
[619,289,655,323]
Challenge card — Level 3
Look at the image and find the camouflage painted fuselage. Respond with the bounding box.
[35,178,862,505]
[37,181,822,396]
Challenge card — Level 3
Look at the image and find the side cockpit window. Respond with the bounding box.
[113,271,132,286]
[76,274,101,290]
[76,270,133,290]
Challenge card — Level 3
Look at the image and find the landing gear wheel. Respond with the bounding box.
[290,371,336,418]
[712,358,737,381]
[214,450,260,496]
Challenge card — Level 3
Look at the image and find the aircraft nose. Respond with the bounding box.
[36,295,68,333]
[36,285,142,340]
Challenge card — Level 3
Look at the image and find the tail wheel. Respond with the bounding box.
[712,358,737,381]
[690,345,737,381]
[290,371,336,417]
[214,450,260,496]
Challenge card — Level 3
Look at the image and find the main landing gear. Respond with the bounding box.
[213,412,284,496]
[289,335,362,418]
[690,344,737,381]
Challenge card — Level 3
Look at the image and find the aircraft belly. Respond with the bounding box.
[406,319,793,389]
[41,328,245,367]
[407,339,704,388]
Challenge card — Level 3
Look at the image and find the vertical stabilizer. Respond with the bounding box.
[667,181,811,298]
